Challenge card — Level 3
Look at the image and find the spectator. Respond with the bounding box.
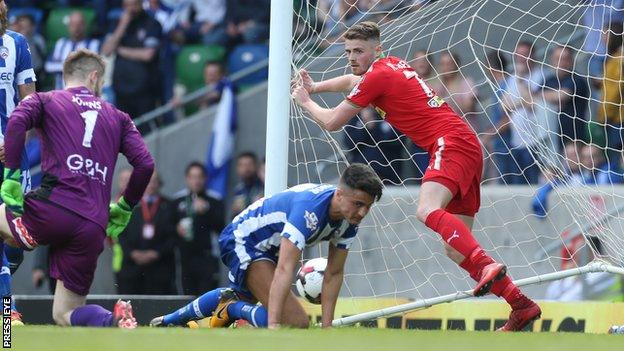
[231,151,264,218]
[174,162,225,296]
[116,171,177,295]
[581,0,624,83]
[579,144,624,184]
[171,60,229,111]
[145,0,176,125]
[115,168,133,201]
[225,0,270,44]
[170,0,227,46]
[316,0,342,30]
[411,49,434,82]
[532,143,622,217]
[597,21,624,169]
[340,0,367,23]
[44,11,101,90]
[102,0,163,120]
[343,107,404,185]
[32,246,55,294]
[12,14,45,81]
[481,50,514,184]
[198,61,229,108]
[502,41,554,184]
[145,0,174,32]
[542,45,590,150]
[532,142,583,217]
[429,51,480,131]
[257,157,265,184]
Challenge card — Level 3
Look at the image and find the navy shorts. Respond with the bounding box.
[218,224,277,299]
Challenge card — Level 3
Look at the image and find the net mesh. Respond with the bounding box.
[287,0,624,304]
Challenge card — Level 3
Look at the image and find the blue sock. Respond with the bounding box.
[162,288,225,326]
[227,301,268,327]
[4,246,23,274]
[0,244,11,299]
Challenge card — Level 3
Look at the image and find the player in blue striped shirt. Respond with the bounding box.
[151,163,382,328]
[0,0,36,326]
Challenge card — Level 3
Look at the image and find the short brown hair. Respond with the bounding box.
[340,163,383,201]
[344,21,380,42]
[63,48,106,82]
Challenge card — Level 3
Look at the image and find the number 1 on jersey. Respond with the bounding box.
[80,110,98,148]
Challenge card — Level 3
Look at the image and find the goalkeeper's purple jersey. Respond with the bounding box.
[4,86,154,230]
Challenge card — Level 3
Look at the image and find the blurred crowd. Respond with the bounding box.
[341,1,624,194]
[7,0,271,127]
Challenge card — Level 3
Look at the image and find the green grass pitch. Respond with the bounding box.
[9,326,623,351]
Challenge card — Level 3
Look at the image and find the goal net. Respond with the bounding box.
[285,0,624,325]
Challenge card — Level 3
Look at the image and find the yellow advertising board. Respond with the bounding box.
[301,298,624,333]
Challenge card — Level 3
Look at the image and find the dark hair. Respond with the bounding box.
[344,21,381,42]
[15,14,35,24]
[185,161,207,177]
[237,151,258,163]
[486,50,507,72]
[340,163,383,201]
[204,60,224,71]
[606,22,624,55]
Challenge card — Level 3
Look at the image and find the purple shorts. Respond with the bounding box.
[6,197,106,296]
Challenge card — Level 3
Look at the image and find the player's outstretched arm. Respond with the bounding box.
[299,69,360,94]
[320,244,348,328]
[292,86,362,131]
[267,238,301,329]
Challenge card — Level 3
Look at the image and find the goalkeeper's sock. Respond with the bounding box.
[162,288,224,326]
[70,304,113,326]
[227,301,268,328]
[424,209,481,258]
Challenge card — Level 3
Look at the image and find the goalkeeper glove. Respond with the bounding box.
[106,197,133,239]
[1,168,23,216]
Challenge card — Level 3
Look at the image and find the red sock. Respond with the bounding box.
[491,277,523,307]
[459,255,481,281]
[424,209,481,258]
[459,252,523,307]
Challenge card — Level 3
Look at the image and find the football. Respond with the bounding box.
[295,257,327,304]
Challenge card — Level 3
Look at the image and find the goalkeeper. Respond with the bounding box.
[0,48,153,328]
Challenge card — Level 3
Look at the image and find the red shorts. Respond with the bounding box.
[422,134,483,217]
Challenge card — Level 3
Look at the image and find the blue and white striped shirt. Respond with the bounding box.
[222,183,358,267]
[0,30,36,190]
[44,37,101,90]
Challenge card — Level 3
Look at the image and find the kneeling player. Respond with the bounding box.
[0,49,154,328]
[151,164,382,329]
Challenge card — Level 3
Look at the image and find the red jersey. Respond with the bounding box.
[346,56,475,154]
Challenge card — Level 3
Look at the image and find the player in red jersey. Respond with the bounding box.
[292,21,541,331]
